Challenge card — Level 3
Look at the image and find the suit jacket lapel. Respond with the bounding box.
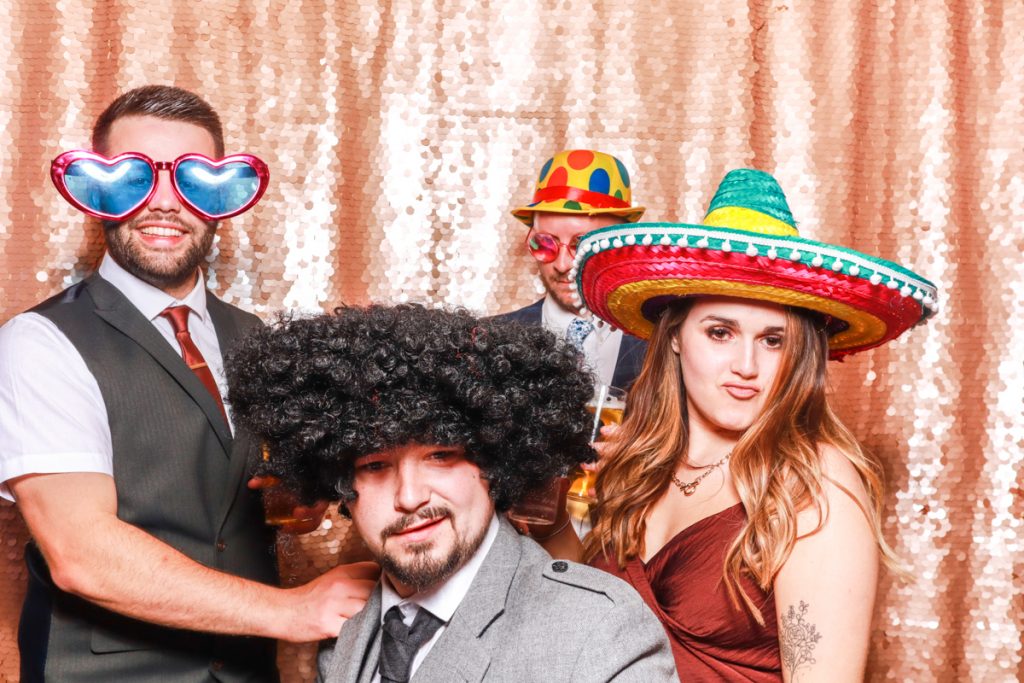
[522,299,544,325]
[611,334,646,389]
[412,520,523,682]
[330,586,383,683]
[86,276,233,454]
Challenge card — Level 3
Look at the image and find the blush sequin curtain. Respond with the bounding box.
[0,1,1021,680]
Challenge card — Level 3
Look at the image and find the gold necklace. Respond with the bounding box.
[671,452,732,496]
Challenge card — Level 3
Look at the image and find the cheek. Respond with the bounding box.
[760,353,784,390]
[680,346,716,387]
[537,262,557,281]
[347,496,384,539]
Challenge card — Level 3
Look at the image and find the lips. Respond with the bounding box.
[135,222,190,247]
[723,384,760,400]
[391,516,447,543]
[139,225,187,237]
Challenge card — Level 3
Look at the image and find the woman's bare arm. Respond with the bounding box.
[773,444,880,682]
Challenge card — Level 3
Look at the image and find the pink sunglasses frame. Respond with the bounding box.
[525,230,582,263]
[50,150,270,221]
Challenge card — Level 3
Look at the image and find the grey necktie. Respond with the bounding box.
[378,605,445,683]
[566,317,595,351]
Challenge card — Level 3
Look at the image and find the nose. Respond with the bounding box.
[394,460,430,513]
[731,339,759,379]
[553,242,574,273]
[147,169,181,214]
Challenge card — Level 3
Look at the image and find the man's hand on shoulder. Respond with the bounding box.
[11,471,380,642]
[278,561,380,642]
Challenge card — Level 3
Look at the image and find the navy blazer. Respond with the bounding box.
[494,299,647,390]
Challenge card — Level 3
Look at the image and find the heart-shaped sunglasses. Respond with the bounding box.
[51,151,270,221]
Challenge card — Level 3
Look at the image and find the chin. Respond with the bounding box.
[706,410,757,435]
[547,291,579,312]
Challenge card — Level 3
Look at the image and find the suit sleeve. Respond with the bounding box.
[570,591,678,682]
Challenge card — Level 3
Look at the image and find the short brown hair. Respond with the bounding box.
[92,85,224,157]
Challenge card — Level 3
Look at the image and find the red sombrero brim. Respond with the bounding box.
[575,223,937,359]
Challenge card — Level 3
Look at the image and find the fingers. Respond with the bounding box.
[247,475,281,490]
[590,440,613,463]
[275,500,332,535]
[506,514,531,535]
[337,596,374,620]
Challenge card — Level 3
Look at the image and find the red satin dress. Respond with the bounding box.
[591,503,782,680]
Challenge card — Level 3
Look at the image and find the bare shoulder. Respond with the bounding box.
[819,443,871,510]
[793,442,873,537]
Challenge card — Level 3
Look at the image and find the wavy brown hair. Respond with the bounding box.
[582,298,899,622]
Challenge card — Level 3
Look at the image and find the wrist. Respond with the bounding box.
[531,516,572,541]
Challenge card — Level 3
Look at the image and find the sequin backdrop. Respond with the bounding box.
[0,1,1021,680]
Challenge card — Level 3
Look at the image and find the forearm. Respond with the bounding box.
[14,472,373,643]
[45,514,294,640]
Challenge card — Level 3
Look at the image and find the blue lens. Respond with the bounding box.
[175,160,259,217]
[64,158,153,217]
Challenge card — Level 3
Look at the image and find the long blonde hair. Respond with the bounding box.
[582,299,899,622]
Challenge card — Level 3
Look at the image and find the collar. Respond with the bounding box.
[379,513,500,624]
[98,253,209,323]
[541,296,611,341]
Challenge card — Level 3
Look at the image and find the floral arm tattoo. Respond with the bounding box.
[780,601,822,680]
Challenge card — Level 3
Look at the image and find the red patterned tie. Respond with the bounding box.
[160,305,228,425]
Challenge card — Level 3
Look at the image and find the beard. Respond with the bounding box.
[540,270,581,313]
[375,506,489,593]
[103,212,217,291]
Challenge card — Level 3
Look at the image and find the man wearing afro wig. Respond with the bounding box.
[227,304,676,682]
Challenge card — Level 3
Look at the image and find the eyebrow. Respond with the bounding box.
[700,315,785,334]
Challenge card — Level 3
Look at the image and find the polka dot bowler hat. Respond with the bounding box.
[511,149,645,227]
[573,168,938,359]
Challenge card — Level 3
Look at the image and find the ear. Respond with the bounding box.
[670,329,681,355]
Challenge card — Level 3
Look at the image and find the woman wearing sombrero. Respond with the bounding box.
[560,169,937,680]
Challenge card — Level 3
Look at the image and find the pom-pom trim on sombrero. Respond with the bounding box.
[572,222,938,359]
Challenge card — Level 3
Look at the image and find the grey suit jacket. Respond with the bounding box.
[322,519,677,682]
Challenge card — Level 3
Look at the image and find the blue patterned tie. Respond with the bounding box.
[566,318,595,351]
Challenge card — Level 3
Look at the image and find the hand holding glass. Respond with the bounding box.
[568,385,626,503]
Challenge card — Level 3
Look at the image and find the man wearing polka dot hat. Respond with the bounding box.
[499,149,648,391]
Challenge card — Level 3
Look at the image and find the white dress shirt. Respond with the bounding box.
[541,296,623,389]
[0,254,231,501]
[372,514,500,683]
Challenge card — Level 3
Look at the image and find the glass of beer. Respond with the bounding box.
[567,385,626,505]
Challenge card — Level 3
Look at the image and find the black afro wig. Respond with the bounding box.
[226,304,596,511]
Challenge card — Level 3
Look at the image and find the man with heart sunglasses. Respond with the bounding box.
[497,150,649,392]
[0,85,376,682]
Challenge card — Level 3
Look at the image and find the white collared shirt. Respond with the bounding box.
[371,514,500,683]
[541,296,623,388]
[0,255,231,501]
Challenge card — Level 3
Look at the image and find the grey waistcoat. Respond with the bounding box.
[19,274,279,683]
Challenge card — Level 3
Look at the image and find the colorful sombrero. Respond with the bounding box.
[573,168,938,359]
[511,149,645,227]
